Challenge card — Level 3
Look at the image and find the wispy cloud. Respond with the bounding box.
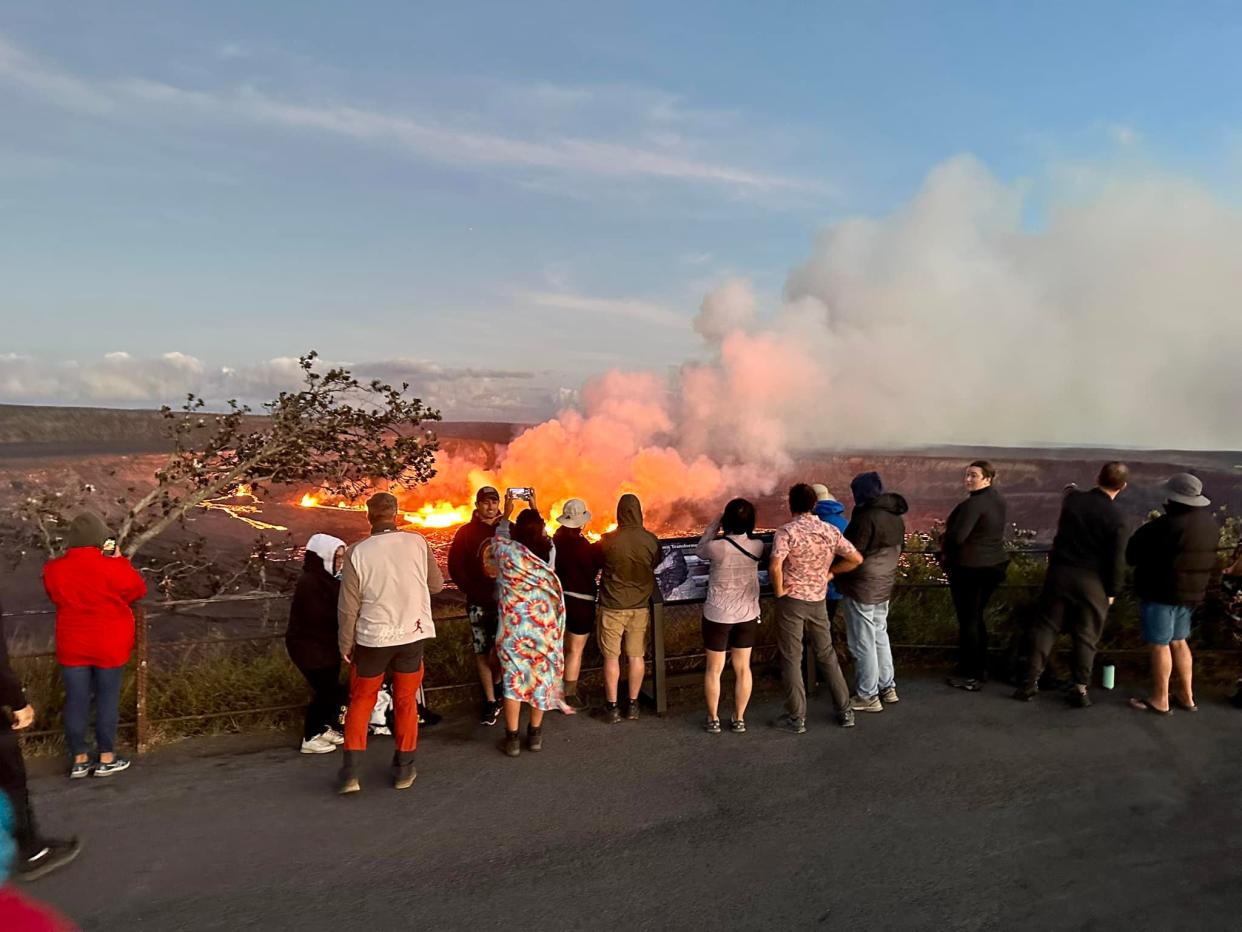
[516,290,686,328]
[0,32,818,194]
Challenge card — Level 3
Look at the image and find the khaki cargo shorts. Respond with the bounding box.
[596,606,650,659]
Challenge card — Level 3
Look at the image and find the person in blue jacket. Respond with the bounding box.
[812,484,848,619]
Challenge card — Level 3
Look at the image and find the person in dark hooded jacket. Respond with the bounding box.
[286,534,347,755]
[597,494,662,724]
[837,472,908,711]
[1125,474,1219,714]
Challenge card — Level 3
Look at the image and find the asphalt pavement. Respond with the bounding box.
[28,676,1242,931]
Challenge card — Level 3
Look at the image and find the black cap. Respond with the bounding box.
[475,486,500,503]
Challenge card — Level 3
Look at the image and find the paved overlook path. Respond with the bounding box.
[31,676,1242,931]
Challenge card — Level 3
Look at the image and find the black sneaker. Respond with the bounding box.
[1012,685,1038,702]
[417,703,441,727]
[15,838,82,882]
[771,713,807,735]
[603,702,622,725]
[838,709,856,729]
[947,677,983,692]
[1069,686,1092,709]
[480,700,501,727]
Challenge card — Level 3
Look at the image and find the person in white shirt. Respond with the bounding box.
[335,493,443,795]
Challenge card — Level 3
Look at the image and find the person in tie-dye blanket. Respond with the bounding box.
[485,509,570,758]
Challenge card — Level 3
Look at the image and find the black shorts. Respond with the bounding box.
[352,642,425,678]
[564,598,596,637]
[702,618,759,653]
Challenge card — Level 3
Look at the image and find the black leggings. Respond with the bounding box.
[297,665,346,742]
[949,564,1008,680]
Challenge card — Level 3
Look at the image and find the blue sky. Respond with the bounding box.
[3,2,1242,420]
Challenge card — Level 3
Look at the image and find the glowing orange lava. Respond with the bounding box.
[402,501,474,529]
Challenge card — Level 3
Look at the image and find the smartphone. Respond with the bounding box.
[505,487,533,501]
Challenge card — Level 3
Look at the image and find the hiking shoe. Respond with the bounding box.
[393,763,417,790]
[730,719,747,734]
[1069,686,1092,709]
[626,700,641,721]
[850,695,883,713]
[15,838,82,882]
[879,687,899,704]
[321,728,345,746]
[1012,685,1038,702]
[480,700,501,727]
[564,692,589,712]
[527,725,544,752]
[301,735,337,755]
[772,713,807,735]
[603,702,622,725]
[704,718,722,735]
[93,757,131,777]
[503,730,521,757]
[838,709,856,729]
[69,761,92,780]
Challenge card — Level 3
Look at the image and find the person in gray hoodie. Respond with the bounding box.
[837,472,908,712]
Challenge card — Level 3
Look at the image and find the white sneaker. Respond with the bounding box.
[300,735,337,754]
[321,728,345,746]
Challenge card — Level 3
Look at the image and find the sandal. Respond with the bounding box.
[1173,697,1199,712]
[1128,697,1172,716]
[704,718,722,735]
[730,719,746,733]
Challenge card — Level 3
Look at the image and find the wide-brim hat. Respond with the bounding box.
[811,483,836,503]
[556,498,591,528]
[1163,473,1210,507]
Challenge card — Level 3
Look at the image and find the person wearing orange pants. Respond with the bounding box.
[337,493,443,795]
[341,645,425,783]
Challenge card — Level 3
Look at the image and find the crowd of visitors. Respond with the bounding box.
[0,458,1238,867]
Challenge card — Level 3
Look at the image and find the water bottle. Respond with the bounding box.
[1101,663,1116,690]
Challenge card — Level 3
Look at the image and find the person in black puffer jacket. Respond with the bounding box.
[286,534,347,754]
[942,461,1009,691]
[1125,473,1219,715]
[837,472,908,711]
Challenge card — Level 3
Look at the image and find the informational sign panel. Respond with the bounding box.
[655,532,775,606]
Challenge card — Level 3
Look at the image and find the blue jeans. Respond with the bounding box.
[61,665,125,758]
[843,598,895,699]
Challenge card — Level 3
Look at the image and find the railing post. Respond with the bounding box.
[646,595,667,716]
[134,605,149,754]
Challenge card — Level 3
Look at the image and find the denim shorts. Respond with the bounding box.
[1140,602,1193,646]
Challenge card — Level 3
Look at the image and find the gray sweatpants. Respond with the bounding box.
[777,596,850,720]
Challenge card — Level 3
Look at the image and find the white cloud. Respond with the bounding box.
[0,352,560,420]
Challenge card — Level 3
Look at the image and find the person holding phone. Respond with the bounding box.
[42,512,146,779]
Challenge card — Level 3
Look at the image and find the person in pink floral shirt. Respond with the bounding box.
[770,483,863,733]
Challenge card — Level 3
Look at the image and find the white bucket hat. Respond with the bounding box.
[556,499,592,528]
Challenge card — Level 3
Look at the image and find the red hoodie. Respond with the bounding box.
[43,548,147,667]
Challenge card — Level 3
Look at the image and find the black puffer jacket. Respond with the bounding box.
[837,493,908,604]
[943,485,1008,569]
[285,552,342,671]
[0,601,30,734]
[1126,504,1219,606]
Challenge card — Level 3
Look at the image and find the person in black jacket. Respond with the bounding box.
[838,472,908,712]
[942,461,1009,691]
[1015,462,1130,708]
[0,600,80,881]
[447,487,503,726]
[552,499,603,711]
[1125,474,1218,714]
[286,534,347,754]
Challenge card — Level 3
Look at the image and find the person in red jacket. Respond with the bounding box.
[42,513,146,779]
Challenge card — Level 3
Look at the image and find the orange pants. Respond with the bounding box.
[343,664,423,754]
